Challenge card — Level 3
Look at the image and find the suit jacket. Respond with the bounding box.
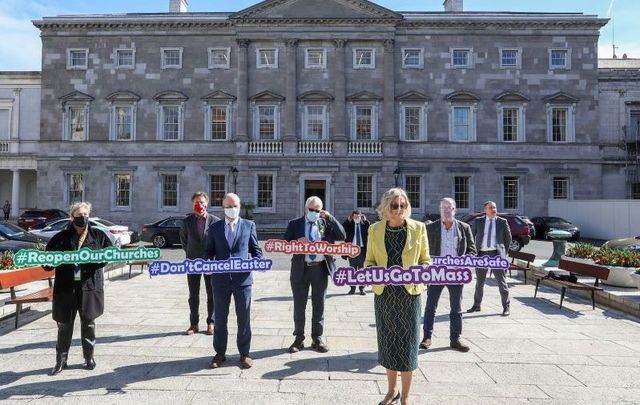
[180,213,220,259]
[283,214,346,283]
[364,218,431,296]
[427,219,477,257]
[342,219,370,253]
[204,218,263,288]
[472,215,512,257]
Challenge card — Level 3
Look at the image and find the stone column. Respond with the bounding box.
[11,169,19,218]
[284,39,298,141]
[333,39,347,141]
[382,39,395,141]
[236,39,250,141]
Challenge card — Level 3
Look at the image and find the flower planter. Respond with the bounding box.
[601,266,639,288]
[630,272,640,289]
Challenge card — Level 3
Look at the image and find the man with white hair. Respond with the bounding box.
[283,196,346,353]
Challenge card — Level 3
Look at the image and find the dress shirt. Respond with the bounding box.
[441,221,459,257]
[481,217,496,251]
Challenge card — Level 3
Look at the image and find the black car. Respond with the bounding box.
[0,236,38,253]
[0,221,50,243]
[140,216,185,248]
[530,216,580,241]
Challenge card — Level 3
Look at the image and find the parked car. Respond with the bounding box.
[530,216,580,241]
[461,212,531,252]
[140,216,185,248]
[602,235,640,251]
[518,216,536,238]
[17,209,68,230]
[0,221,50,243]
[29,217,131,247]
[0,235,38,253]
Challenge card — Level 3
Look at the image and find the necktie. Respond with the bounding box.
[226,222,234,247]
[487,218,494,249]
[309,222,317,260]
[355,223,362,247]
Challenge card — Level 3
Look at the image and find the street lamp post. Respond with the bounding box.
[230,167,239,193]
[393,167,401,187]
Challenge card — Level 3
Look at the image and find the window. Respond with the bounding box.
[67,174,84,205]
[258,106,276,140]
[112,106,134,141]
[67,49,88,69]
[256,174,274,209]
[628,110,640,142]
[353,48,375,69]
[552,177,569,199]
[257,48,278,68]
[503,176,520,210]
[401,105,425,141]
[161,174,178,209]
[68,107,87,141]
[500,49,519,68]
[209,106,229,140]
[551,108,568,142]
[633,183,640,199]
[115,49,134,68]
[549,49,570,69]
[453,107,470,141]
[454,176,471,210]
[208,47,230,69]
[161,48,182,69]
[402,48,423,69]
[162,106,181,141]
[304,106,326,140]
[114,174,131,208]
[305,48,326,69]
[355,106,373,140]
[356,175,373,209]
[502,108,519,142]
[451,49,471,68]
[404,175,421,210]
[209,174,226,207]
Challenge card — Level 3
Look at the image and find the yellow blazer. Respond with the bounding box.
[364,218,431,296]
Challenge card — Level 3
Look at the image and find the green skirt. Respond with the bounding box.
[374,285,421,371]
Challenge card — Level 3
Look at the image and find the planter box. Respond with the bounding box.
[601,266,638,288]
[630,272,640,289]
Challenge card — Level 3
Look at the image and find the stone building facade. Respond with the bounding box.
[33,0,610,230]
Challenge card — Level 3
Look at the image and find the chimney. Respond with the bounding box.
[169,0,188,13]
[443,0,463,12]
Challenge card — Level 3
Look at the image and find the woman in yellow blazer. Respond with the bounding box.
[365,188,430,405]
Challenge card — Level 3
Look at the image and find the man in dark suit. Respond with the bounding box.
[284,196,346,354]
[180,191,220,336]
[467,200,512,316]
[342,210,369,295]
[204,193,262,369]
[421,198,476,352]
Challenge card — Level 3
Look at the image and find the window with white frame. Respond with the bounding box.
[256,174,274,209]
[453,176,471,210]
[500,49,519,68]
[67,49,88,69]
[114,173,131,208]
[550,107,569,142]
[65,105,88,141]
[161,105,182,141]
[111,106,135,141]
[160,174,178,209]
[549,49,570,69]
[209,106,229,140]
[451,49,471,68]
[503,176,520,210]
[400,105,426,141]
[404,175,421,210]
[209,174,226,207]
[115,49,135,68]
[257,48,278,68]
[305,48,326,69]
[356,175,373,209]
[402,48,423,69]
[161,48,182,69]
[353,48,375,69]
[353,105,375,140]
[451,106,474,141]
[304,105,327,140]
[500,107,522,142]
[256,105,277,140]
[552,176,569,199]
[208,47,230,69]
[67,173,84,205]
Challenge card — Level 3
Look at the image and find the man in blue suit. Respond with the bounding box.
[204,193,263,369]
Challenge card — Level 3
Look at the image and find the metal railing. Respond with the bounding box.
[348,141,383,155]
[298,141,333,155]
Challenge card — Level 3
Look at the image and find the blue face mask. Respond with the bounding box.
[306,211,320,223]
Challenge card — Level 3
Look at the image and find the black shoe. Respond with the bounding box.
[311,337,329,353]
[466,306,481,313]
[359,289,366,296]
[348,287,356,295]
[83,358,96,370]
[288,337,304,353]
[49,352,68,376]
[502,307,510,317]
[378,391,401,405]
[450,340,470,352]
[419,337,431,349]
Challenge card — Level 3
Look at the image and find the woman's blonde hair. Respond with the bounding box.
[69,201,92,217]
[377,188,412,221]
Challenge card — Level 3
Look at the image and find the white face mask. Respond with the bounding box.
[224,207,240,219]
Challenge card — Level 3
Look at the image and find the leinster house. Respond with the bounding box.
[32,0,613,230]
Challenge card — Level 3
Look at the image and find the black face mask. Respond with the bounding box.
[73,215,88,228]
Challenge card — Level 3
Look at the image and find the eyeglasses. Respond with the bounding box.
[307,208,321,213]
[390,203,407,210]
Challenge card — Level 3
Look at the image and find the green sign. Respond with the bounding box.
[13,246,161,267]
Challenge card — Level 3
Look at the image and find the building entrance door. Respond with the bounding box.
[304,179,326,203]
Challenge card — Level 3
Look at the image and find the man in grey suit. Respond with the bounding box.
[421,198,476,352]
[284,196,346,354]
[467,201,512,316]
[180,191,220,335]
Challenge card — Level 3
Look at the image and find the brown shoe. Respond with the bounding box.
[450,340,470,352]
[206,323,214,335]
[240,355,253,369]
[185,325,199,335]
[208,353,226,369]
[311,337,329,353]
